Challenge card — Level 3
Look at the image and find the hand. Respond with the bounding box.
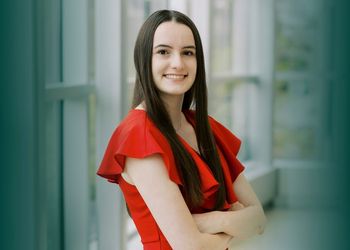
[229,201,245,211]
[229,204,265,240]
[229,201,265,235]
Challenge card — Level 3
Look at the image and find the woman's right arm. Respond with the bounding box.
[124,154,232,250]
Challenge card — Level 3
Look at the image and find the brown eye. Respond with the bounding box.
[157,49,169,55]
[183,50,195,56]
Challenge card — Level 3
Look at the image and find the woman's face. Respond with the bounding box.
[151,21,197,99]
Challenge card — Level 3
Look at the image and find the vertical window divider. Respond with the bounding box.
[59,100,65,249]
[33,0,48,249]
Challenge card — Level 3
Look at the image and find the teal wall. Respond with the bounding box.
[0,1,36,249]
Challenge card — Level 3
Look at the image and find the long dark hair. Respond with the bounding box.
[132,10,226,210]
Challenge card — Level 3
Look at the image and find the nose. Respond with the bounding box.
[170,53,184,69]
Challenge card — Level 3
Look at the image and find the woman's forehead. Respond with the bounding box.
[153,21,195,48]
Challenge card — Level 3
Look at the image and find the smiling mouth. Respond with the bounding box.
[164,74,188,79]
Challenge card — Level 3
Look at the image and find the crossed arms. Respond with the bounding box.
[192,174,267,246]
[123,154,267,250]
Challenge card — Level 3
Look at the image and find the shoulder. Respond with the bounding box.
[118,109,148,133]
[110,109,155,143]
[111,109,173,155]
[103,109,163,161]
[98,109,179,183]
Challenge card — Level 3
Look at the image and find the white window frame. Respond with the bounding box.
[95,0,126,250]
[36,0,97,249]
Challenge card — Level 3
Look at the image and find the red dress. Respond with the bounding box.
[97,109,245,250]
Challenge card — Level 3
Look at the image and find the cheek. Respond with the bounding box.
[192,61,197,77]
[151,59,158,79]
[152,59,163,75]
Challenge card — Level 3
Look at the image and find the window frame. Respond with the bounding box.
[35,0,98,249]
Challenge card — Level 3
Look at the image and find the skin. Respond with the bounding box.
[152,21,197,99]
[124,21,267,250]
[192,174,267,240]
[151,21,197,128]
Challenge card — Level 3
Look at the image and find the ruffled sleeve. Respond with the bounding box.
[208,116,245,184]
[97,111,182,185]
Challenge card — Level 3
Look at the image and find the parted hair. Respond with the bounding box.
[132,9,226,210]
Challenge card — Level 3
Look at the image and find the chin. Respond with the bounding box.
[156,83,192,95]
[158,87,191,97]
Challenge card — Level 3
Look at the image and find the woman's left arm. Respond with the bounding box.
[193,173,267,240]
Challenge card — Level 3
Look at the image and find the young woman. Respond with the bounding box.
[97,10,267,250]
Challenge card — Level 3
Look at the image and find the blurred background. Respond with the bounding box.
[1,0,349,249]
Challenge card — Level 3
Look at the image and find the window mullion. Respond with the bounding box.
[45,83,95,102]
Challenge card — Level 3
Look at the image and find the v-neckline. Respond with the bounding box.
[178,135,201,156]
[177,111,202,156]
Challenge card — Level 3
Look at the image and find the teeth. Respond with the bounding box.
[165,74,186,79]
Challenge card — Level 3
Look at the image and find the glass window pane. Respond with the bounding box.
[126,0,147,111]
[211,0,234,74]
[63,0,89,83]
[275,0,320,73]
[209,79,253,161]
[63,99,90,250]
[273,77,323,159]
[273,0,326,160]
[45,0,94,85]
[127,0,145,79]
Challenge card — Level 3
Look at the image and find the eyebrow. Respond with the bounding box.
[154,44,196,50]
